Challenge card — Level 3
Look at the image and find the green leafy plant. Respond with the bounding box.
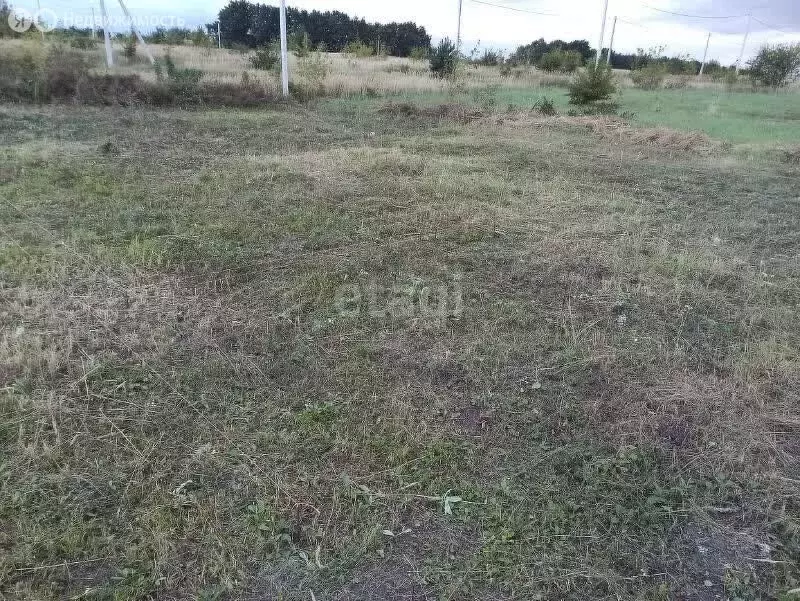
[430,37,458,79]
[568,63,616,105]
[122,32,137,60]
[631,62,668,90]
[189,26,212,48]
[533,96,557,116]
[154,52,203,84]
[69,37,97,50]
[747,43,800,88]
[477,48,503,67]
[538,49,582,73]
[409,46,429,61]
[296,51,330,97]
[249,43,280,70]
[344,40,375,58]
[289,31,311,57]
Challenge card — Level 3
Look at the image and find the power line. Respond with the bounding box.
[750,16,793,34]
[467,0,558,17]
[638,2,746,20]
[617,17,651,30]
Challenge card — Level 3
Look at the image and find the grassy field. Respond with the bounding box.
[1,90,799,600]
[496,87,800,146]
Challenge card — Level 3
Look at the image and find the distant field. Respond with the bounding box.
[1,95,799,599]
[368,86,800,146]
[497,87,800,146]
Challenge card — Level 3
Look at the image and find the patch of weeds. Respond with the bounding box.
[109,564,162,599]
[245,500,295,556]
[296,401,338,427]
[532,96,557,116]
[471,85,499,111]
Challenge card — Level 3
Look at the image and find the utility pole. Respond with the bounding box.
[456,0,463,52]
[99,0,113,67]
[279,0,289,97]
[595,0,609,68]
[217,20,221,49]
[91,7,97,38]
[735,14,751,74]
[698,32,711,76]
[117,0,155,64]
[606,16,617,66]
[36,0,44,40]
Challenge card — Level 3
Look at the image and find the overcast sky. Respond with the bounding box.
[19,0,800,64]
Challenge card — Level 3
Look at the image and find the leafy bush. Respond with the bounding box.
[568,63,616,105]
[630,63,668,90]
[533,96,557,116]
[249,44,280,70]
[151,55,203,104]
[296,51,330,97]
[70,37,97,50]
[477,49,503,67]
[409,46,428,61]
[122,33,137,60]
[0,47,97,103]
[748,43,800,88]
[189,27,211,48]
[289,31,311,57]
[430,38,458,79]
[344,40,374,58]
[538,49,582,73]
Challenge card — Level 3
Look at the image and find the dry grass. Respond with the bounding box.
[3,37,780,100]
[0,97,798,600]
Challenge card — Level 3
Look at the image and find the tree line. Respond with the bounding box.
[507,37,740,76]
[213,0,430,57]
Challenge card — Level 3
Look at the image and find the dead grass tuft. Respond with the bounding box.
[572,116,723,153]
[379,101,486,123]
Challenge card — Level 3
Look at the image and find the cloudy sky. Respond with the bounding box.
[19,0,800,64]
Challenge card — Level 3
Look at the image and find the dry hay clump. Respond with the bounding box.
[572,115,723,153]
[379,101,486,123]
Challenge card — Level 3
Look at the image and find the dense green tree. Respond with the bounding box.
[211,1,430,56]
[748,43,800,88]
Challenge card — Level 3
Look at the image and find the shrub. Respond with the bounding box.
[0,46,90,102]
[344,40,374,58]
[122,33,137,60]
[568,63,616,105]
[296,51,330,96]
[430,38,458,79]
[154,52,204,102]
[538,49,582,73]
[630,63,668,90]
[533,96,557,116]
[189,27,211,48]
[559,51,583,73]
[289,31,311,57]
[477,49,502,67]
[70,37,97,50]
[748,43,800,88]
[409,47,428,61]
[249,44,279,71]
